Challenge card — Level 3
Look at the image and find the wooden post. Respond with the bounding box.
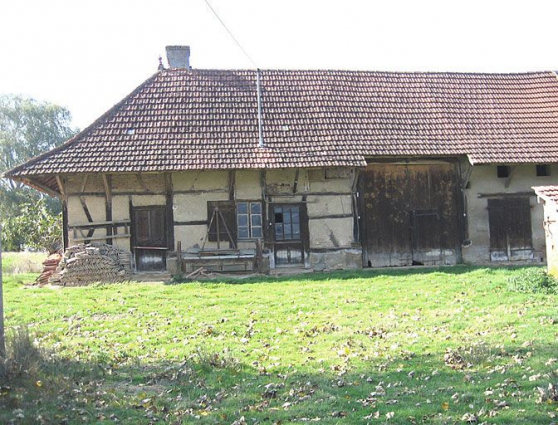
[102,174,113,245]
[176,240,182,277]
[0,222,5,358]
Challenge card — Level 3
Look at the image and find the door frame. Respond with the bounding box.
[269,202,309,267]
[131,205,168,272]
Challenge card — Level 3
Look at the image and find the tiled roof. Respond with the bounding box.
[533,185,558,204]
[7,69,558,181]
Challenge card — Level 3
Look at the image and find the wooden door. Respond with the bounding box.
[488,197,533,261]
[272,204,307,266]
[359,163,461,267]
[132,206,167,271]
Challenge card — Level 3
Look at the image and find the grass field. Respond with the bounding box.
[1,266,557,424]
[1,251,46,275]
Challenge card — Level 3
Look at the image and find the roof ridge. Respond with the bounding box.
[3,70,163,179]
[166,68,557,77]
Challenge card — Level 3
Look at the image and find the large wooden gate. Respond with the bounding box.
[359,162,461,267]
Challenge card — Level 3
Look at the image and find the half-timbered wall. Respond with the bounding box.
[463,163,550,263]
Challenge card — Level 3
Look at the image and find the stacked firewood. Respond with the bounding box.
[49,243,132,286]
[35,252,63,286]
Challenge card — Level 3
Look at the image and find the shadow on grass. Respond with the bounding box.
[168,264,545,286]
[1,341,555,424]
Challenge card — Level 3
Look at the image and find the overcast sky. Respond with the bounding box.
[1,0,558,129]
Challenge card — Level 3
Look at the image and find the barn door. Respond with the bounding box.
[488,197,533,261]
[132,206,167,271]
[359,163,460,267]
[272,204,307,266]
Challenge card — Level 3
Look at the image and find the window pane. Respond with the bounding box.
[251,202,262,214]
[252,226,262,238]
[292,209,300,223]
[238,214,248,227]
[252,214,262,226]
[274,206,282,214]
[275,212,283,223]
[284,212,291,224]
[284,223,292,239]
[275,223,283,239]
[292,222,300,238]
[238,227,249,239]
[237,202,248,214]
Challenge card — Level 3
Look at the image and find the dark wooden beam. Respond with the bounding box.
[293,169,300,194]
[136,173,153,193]
[308,213,353,220]
[477,191,535,199]
[174,220,208,226]
[102,174,113,245]
[55,175,66,200]
[165,173,175,251]
[228,170,236,201]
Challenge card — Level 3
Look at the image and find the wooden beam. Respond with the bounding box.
[165,173,175,251]
[504,166,516,188]
[308,213,353,220]
[62,200,69,250]
[228,170,236,201]
[102,174,113,244]
[55,175,66,200]
[21,178,62,198]
[478,191,535,199]
[136,173,153,193]
[79,196,95,241]
[293,169,300,194]
[80,175,89,193]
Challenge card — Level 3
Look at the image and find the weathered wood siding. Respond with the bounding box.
[359,162,461,267]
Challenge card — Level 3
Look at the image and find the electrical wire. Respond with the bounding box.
[203,0,258,69]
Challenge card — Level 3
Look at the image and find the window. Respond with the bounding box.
[237,201,262,239]
[497,165,510,178]
[274,205,301,241]
[536,164,551,177]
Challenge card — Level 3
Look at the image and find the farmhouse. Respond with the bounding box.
[6,46,558,274]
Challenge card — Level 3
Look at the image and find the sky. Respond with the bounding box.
[1,0,558,129]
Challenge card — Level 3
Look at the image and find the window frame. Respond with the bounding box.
[236,200,263,241]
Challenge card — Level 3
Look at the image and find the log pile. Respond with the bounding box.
[35,252,63,286]
[49,243,132,286]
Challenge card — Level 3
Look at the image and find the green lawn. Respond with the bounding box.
[1,267,557,424]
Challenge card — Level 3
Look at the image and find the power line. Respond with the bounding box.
[203,0,258,69]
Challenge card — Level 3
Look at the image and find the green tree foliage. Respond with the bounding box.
[0,95,77,250]
[2,199,62,253]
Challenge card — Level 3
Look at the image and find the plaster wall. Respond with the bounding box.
[463,163,552,263]
[542,201,558,277]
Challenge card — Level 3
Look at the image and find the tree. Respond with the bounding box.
[2,199,62,253]
[0,95,77,249]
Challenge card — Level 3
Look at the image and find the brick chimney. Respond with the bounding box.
[166,46,191,69]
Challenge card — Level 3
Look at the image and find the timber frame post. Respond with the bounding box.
[165,173,175,252]
[102,174,113,245]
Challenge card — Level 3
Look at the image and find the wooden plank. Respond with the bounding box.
[174,220,208,226]
[478,191,535,199]
[69,220,131,229]
[73,234,131,242]
[308,213,353,220]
